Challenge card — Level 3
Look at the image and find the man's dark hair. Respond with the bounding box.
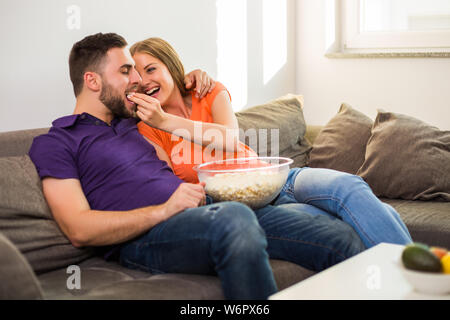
[69,33,127,97]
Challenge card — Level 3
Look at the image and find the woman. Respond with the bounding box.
[127,37,412,249]
[128,38,256,183]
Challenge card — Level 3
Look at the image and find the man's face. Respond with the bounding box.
[99,47,142,118]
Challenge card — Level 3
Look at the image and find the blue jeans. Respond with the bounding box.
[119,176,367,299]
[273,167,412,248]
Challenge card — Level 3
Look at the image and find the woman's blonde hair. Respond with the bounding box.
[130,37,188,97]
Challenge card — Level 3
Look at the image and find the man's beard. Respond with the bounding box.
[99,80,138,119]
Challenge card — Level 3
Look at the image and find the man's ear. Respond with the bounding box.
[84,72,101,92]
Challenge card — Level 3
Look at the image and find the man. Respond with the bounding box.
[29,33,364,300]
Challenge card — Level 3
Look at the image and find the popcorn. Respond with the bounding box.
[204,170,287,209]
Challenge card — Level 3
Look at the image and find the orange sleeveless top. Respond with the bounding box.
[137,82,257,183]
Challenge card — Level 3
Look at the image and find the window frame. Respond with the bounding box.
[326,0,450,58]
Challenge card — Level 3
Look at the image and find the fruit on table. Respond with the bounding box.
[442,254,450,274]
[402,243,442,273]
[412,242,429,250]
[430,246,448,260]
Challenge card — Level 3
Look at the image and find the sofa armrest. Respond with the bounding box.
[0,233,43,299]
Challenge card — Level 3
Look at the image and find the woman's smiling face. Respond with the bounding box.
[133,52,177,106]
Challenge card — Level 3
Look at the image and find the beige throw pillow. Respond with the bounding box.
[0,155,94,274]
[308,103,373,174]
[357,111,450,201]
[236,94,311,168]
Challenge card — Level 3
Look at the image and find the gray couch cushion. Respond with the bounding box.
[84,274,225,300]
[37,257,314,299]
[0,128,48,157]
[236,94,311,168]
[38,257,223,300]
[357,111,450,201]
[0,155,94,274]
[383,198,450,249]
[308,103,373,174]
[37,258,141,299]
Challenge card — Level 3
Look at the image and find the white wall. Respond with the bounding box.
[0,0,296,132]
[296,0,450,130]
[5,0,447,133]
[0,0,216,132]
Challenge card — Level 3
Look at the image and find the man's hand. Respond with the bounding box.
[163,182,206,219]
[184,69,216,99]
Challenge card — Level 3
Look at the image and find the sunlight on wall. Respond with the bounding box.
[263,0,287,85]
[325,0,336,50]
[216,0,247,111]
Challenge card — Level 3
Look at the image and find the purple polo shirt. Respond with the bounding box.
[29,112,183,212]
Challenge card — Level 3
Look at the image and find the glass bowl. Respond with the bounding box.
[194,157,293,209]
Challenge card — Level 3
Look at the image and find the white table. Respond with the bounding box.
[270,243,450,300]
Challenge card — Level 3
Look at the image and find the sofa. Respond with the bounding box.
[1,94,449,300]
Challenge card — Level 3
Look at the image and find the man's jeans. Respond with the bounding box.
[119,168,392,299]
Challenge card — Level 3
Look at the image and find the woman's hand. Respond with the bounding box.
[184,69,216,99]
[127,93,168,128]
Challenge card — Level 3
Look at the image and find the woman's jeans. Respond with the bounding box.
[274,167,412,248]
[120,167,411,299]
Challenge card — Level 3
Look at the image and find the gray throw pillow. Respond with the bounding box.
[357,111,450,201]
[308,103,373,174]
[236,94,311,168]
[0,155,94,274]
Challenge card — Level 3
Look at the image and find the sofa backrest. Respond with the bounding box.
[0,120,323,159]
[0,128,49,158]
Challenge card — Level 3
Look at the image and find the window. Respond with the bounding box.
[326,0,450,57]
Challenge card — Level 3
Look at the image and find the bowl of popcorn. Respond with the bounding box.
[194,157,293,209]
